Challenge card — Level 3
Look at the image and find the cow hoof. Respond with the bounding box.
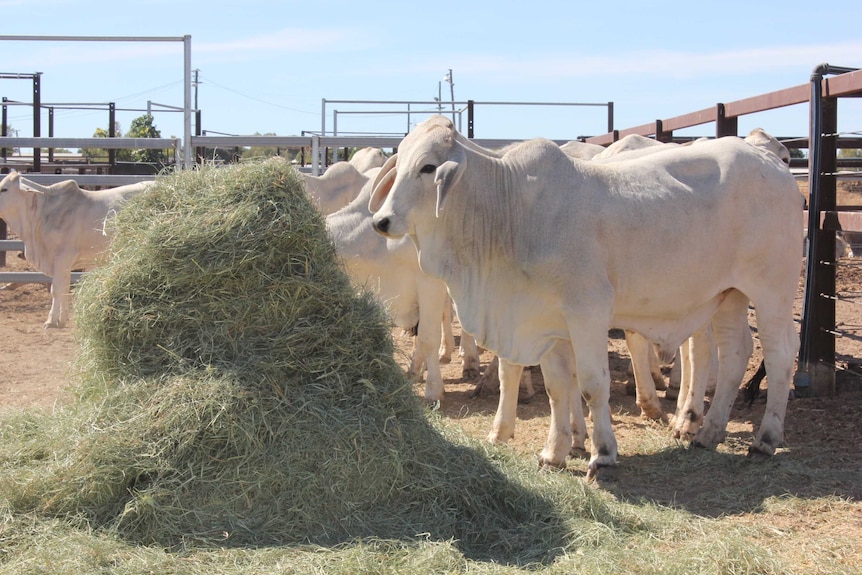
[585,460,615,482]
[517,391,535,404]
[639,407,668,423]
[439,353,452,364]
[748,440,777,458]
[690,439,716,450]
[462,366,481,380]
[487,430,513,444]
[569,446,589,460]
[537,454,567,470]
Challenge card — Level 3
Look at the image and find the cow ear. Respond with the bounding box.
[369,154,398,213]
[19,179,39,193]
[434,160,463,217]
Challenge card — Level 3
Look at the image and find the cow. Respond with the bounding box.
[0,171,154,328]
[301,161,370,215]
[349,147,388,174]
[326,169,477,402]
[369,116,802,478]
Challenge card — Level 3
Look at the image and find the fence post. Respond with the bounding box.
[655,119,673,143]
[715,103,738,137]
[796,65,850,397]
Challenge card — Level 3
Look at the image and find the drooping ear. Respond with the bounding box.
[368,153,398,213]
[18,177,43,194]
[434,143,466,217]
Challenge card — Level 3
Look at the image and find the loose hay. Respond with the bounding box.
[2,159,572,561]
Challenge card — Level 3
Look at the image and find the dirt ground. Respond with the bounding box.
[2,242,861,462]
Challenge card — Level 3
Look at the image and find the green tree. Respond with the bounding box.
[79,126,117,162]
[240,132,281,161]
[125,114,169,164]
[1,123,18,155]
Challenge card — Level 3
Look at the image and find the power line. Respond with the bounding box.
[198,73,317,115]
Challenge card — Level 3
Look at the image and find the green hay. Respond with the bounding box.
[2,159,572,562]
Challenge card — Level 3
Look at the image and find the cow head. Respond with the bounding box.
[369,116,465,238]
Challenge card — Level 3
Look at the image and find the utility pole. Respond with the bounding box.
[192,68,200,111]
[444,69,455,123]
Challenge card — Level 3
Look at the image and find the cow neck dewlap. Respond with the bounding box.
[418,157,553,363]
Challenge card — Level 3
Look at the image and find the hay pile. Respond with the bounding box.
[3,159,569,560]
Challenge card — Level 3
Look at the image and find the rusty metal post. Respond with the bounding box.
[715,102,738,137]
[655,119,673,143]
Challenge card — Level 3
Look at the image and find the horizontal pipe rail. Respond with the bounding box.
[0,137,179,149]
[0,271,84,283]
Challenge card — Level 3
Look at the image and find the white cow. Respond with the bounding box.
[349,147,388,174]
[744,127,790,165]
[369,116,802,478]
[327,169,476,402]
[0,171,153,328]
[558,140,605,160]
[301,161,369,215]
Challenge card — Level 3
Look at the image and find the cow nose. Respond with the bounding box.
[373,216,390,234]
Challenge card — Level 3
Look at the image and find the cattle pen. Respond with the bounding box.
[2,60,862,398]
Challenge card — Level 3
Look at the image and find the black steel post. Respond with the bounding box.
[796,63,857,396]
[33,73,41,172]
[108,102,116,167]
[2,96,7,162]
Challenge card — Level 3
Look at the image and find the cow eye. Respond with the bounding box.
[419,164,436,174]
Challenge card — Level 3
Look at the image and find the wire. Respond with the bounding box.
[198,74,317,116]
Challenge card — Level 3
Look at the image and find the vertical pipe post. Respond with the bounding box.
[108,102,116,167]
[32,72,41,172]
[48,106,54,163]
[183,35,192,169]
[796,63,855,396]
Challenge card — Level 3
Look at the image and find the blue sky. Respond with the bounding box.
[2,0,861,145]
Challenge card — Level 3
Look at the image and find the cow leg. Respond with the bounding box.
[459,330,481,380]
[624,331,666,421]
[46,266,72,328]
[673,325,714,439]
[537,341,578,467]
[748,303,798,456]
[415,281,448,402]
[488,358,524,444]
[570,325,617,479]
[519,367,536,401]
[439,297,455,364]
[647,342,667,391]
[665,353,682,400]
[693,290,752,448]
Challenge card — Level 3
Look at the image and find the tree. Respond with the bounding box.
[125,114,169,164]
[240,132,281,161]
[1,123,18,155]
[79,126,117,162]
